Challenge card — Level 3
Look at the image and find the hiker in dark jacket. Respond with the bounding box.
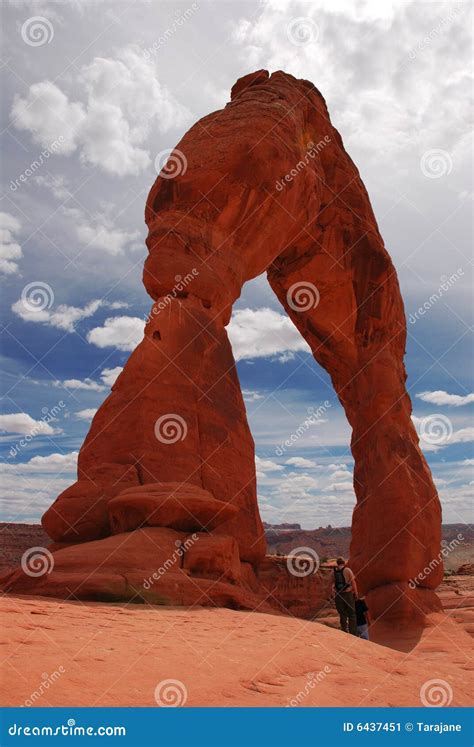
[355,596,370,639]
[332,557,358,636]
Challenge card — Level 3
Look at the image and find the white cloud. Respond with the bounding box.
[87,315,145,350]
[228,308,310,361]
[11,46,191,176]
[100,366,123,387]
[416,390,474,407]
[327,481,353,492]
[11,296,127,332]
[330,469,352,480]
[0,212,22,275]
[255,455,284,472]
[0,412,58,436]
[76,215,140,256]
[32,174,71,200]
[285,456,317,468]
[0,451,78,473]
[75,408,97,420]
[243,389,264,402]
[54,377,105,392]
[0,451,78,523]
[12,297,102,332]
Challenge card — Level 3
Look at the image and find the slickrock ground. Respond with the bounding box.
[1,595,472,707]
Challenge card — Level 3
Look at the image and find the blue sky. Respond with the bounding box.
[1,0,472,528]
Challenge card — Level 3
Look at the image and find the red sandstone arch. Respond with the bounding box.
[29,71,441,622]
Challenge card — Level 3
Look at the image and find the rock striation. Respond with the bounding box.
[4,70,443,624]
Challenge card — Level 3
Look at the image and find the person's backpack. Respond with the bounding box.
[333,566,350,593]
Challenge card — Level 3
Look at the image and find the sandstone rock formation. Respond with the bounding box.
[5,70,443,623]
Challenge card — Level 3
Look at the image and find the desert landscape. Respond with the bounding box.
[1,1,473,729]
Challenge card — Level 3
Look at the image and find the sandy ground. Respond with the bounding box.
[1,594,472,707]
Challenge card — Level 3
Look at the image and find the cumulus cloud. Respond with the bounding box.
[0,412,58,436]
[255,455,284,472]
[12,296,127,332]
[0,451,78,473]
[87,316,145,351]
[100,366,123,387]
[53,377,105,392]
[11,46,191,176]
[228,308,310,361]
[285,456,317,468]
[0,212,22,275]
[0,451,77,522]
[12,297,102,332]
[75,408,97,421]
[416,390,474,407]
[62,205,141,256]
